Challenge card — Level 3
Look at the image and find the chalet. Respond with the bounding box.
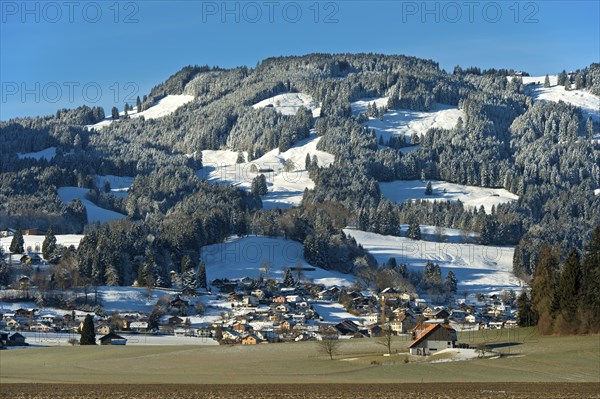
[275,303,291,313]
[279,320,296,331]
[272,295,287,304]
[233,323,252,333]
[22,228,39,236]
[168,316,184,326]
[222,330,240,341]
[7,332,27,346]
[29,323,53,333]
[18,276,32,289]
[99,332,127,345]
[424,308,450,320]
[363,324,383,337]
[251,289,265,299]
[170,296,189,311]
[241,334,264,345]
[408,323,457,356]
[364,313,380,324]
[465,314,477,323]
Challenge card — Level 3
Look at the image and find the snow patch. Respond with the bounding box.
[58,186,126,224]
[0,234,83,253]
[198,133,334,209]
[380,179,518,214]
[253,93,320,117]
[351,97,463,144]
[86,95,194,130]
[94,175,134,199]
[17,147,56,161]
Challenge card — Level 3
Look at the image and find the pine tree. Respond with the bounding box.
[531,244,559,334]
[80,314,96,345]
[407,221,421,240]
[544,74,550,88]
[136,96,142,113]
[111,106,120,120]
[283,268,295,286]
[180,255,192,274]
[558,249,581,314]
[0,249,9,287]
[444,270,457,294]
[251,174,268,196]
[236,151,245,164]
[580,226,600,332]
[182,267,198,296]
[42,228,57,261]
[305,153,311,171]
[9,231,24,254]
[198,261,207,289]
[516,291,535,327]
[425,181,433,195]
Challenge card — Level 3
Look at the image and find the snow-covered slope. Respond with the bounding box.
[198,133,334,209]
[351,97,463,144]
[17,147,56,161]
[513,75,599,123]
[379,180,518,214]
[0,234,83,252]
[201,235,354,287]
[343,229,521,293]
[57,187,126,224]
[252,93,321,117]
[86,95,194,130]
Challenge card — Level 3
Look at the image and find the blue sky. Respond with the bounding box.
[1,0,598,120]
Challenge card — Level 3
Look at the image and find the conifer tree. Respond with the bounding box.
[197,261,207,289]
[111,106,120,120]
[136,96,142,113]
[283,268,294,286]
[9,230,24,254]
[558,249,581,314]
[544,74,550,88]
[425,181,433,195]
[80,314,96,345]
[236,151,245,164]
[516,291,536,327]
[407,221,421,240]
[531,244,558,333]
[42,228,57,261]
[444,270,457,294]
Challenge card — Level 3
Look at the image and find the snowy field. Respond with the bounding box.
[351,97,463,144]
[343,228,521,294]
[86,95,194,130]
[58,186,126,224]
[513,75,599,123]
[379,180,518,214]
[94,175,134,199]
[252,93,321,118]
[201,236,354,287]
[17,147,56,161]
[0,234,83,254]
[310,301,364,323]
[198,133,334,209]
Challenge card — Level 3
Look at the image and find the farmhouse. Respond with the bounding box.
[408,323,457,356]
[99,332,127,345]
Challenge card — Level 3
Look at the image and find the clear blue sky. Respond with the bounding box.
[1,0,598,120]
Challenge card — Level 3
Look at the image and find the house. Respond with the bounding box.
[233,323,252,333]
[363,324,383,337]
[7,332,27,346]
[99,332,127,345]
[424,308,450,320]
[0,228,16,238]
[242,296,259,307]
[18,276,32,289]
[170,296,189,311]
[241,334,264,345]
[168,316,184,326]
[408,323,457,356]
[272,295,287,304]
[390,313,415,334]
[334,320,360,336]
[96,325,111,335]
[222,330,240,342]
[279,320,295,331]
[129,321,148,332]
[364,313,380,324]
[29,323,53,333]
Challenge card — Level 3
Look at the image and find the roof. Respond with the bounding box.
[407,323,456,349]
[99,332,127,342]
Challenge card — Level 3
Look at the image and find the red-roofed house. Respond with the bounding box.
[407,323,457,356]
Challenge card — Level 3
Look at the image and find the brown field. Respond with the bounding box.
[1,383,600,399]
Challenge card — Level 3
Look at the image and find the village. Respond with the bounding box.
[1,264,520,354]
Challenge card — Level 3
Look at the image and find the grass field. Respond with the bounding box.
[1,328,598,387]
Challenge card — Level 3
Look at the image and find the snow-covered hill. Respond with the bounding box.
[351,97,463,144]
[343,228,521,293]
[512,75,599,123]
[201,235,354,287]
[379,179,518,214]
[57,187,126,224]
[252,93,321,117]
[198,133,334,209]
[86,94,194,130]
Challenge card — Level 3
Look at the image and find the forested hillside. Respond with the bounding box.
[1,54,599,289]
